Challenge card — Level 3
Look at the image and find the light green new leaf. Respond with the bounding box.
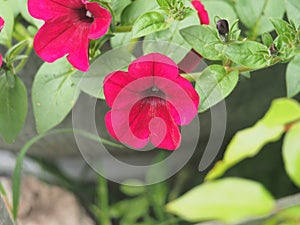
[166,178,275,223]
[216,41,269,69]
[0,0,14,47]
[132,12,171,38]
[286,54,300,98]
[262,98,300,126]
[121,0,159,25]
[206,123,284,180]
[111,0,131,22]
[195,65,239,112]
[206,98,300,180]
[0,76,28,143]
[285,0,300,26]
[235,0,285,35]
[283,122,300,188]
[32,58,79,133]
[180,25,222,60]
[72,50,134,99]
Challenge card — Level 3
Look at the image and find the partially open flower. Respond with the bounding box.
[104,53,199,150]
[28,0,112,71]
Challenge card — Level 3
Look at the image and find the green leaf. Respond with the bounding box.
[121,0,159,25]
[5,40,29,64]
[286,54,300,97]
[156,0,170,8]
[270,18,296,39]
[262,98,300,126]
[72,50,134,99]
[202,0,237,24]
[262,32,273,47]
[285,0,300,26]
[283,122,300,188]
[132,12,171,38]
[143,15,199,63]
[0,76,28,143]
[206,98,300,180]
[180,25,223,60]
[195,65,239,112]
[111,0,131,22]
[206,122,284,180]
[216,41,269,69]
[0,0,14,47]
[32,58,79,133]
[166,178,275,223]
[235,0,285,35]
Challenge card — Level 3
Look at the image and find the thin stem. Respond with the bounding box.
[97,175,111,225]
[114,26,132,33]
[15,41,33,74]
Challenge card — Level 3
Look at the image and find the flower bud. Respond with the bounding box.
[269,44,278,56]
[216,19,229,36]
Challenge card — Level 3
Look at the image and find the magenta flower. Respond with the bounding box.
[191,0,210,25]
[28,0,112,71]
[0,16,4,68]
[103,53,199,150]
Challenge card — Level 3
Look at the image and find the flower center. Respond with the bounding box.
[86,10,93,18]
[143,86,166,98]
[78,8,94,23]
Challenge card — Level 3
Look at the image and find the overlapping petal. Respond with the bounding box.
[129,53,179,80]
[104,53,200,150]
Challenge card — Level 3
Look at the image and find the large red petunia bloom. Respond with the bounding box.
[104,53,199,150]
[28,0,111,72]
[0,16,4,67]
[179,0,209,73]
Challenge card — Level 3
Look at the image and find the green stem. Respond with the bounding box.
[97,175,111,225]
[15,42,33,74]
[114,26,132,33]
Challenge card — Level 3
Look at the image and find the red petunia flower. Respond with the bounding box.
[178,0,209,73]
[0,16,4,67]
[28,0,112,71]
[191,0,210,25]
[103,53,199,150]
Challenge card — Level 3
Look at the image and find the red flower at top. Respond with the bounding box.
[0,16,4,67]
[28,0,111,72]
[191,0,210,25]
[104,53,199,150]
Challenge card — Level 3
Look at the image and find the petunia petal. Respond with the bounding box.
[33,17,92,71]
[129,97,181,150]
[103,71,153,108]
[67,25,90,71]
[163,75,199,125]
[86,2,112,39]
[0,54,2,68]
[105,111,149,149]
[128,53,179,80]
[0,17,4,31]
[28,0,83,20]
[191,0,210,25]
